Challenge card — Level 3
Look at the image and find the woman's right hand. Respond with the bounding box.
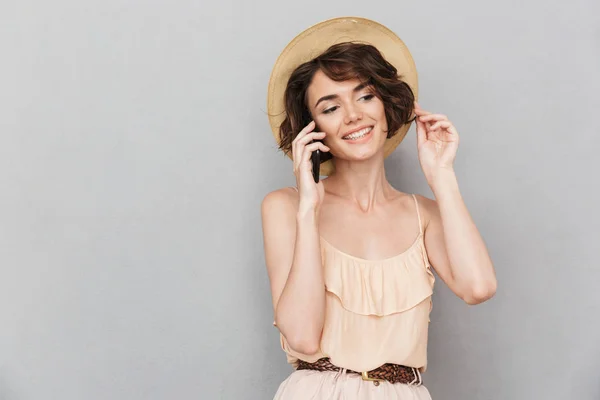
[292,120,330,214]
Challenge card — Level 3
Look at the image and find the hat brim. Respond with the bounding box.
[267,16,419,176]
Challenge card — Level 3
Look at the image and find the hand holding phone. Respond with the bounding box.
[292,121,329,210]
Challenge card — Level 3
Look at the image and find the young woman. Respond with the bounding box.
[261,17,497,399]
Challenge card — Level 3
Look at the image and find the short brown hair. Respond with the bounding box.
[278,42,416,163]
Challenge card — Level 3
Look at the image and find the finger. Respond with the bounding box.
[419,113,447,122]
[295,130,326,146]
[429,120,453,132]
[301,120,316,134]
[416,115,427,148]
[302,142,330,162]
[293,132,325,162]
[292,120,316,147]
[413,103,431,116]
[412,101,419,119]
[297,142,327,176]
[298,143,327,172]
[294,136,327,168]
[293,128,322,163]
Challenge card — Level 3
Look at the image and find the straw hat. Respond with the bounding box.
[266,16,418,176]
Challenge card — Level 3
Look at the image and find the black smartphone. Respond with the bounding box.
[311,145,320,183]
[305,115,321,183]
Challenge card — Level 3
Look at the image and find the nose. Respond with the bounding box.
[343,104,363,125]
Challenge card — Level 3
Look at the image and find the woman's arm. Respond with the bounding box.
[413,102,497,305]
[420,170,497,305]
[261,188,325,354]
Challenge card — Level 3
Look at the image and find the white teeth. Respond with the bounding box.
[343,127,372,140]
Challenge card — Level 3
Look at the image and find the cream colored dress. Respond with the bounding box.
[273,193,435,400]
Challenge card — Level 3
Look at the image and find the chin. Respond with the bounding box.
[347,143,385,161]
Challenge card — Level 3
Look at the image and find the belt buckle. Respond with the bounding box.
[361,371,384,386]
[409,367,422,386]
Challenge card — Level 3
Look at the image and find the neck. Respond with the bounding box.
[325,152,395,213]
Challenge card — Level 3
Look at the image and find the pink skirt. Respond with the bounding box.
[273,369,432,400]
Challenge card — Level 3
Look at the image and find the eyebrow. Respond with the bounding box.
[314,82,370,108]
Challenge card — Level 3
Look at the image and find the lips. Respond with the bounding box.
[342,126,373,140]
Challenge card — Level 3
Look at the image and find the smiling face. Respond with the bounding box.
[277,43,416,174]
[306,70,388,162]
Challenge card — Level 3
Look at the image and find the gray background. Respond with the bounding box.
[1,0,598,399]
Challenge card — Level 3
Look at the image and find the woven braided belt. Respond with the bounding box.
[296,357,423,386]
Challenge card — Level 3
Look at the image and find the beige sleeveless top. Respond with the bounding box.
[277,190,435,373]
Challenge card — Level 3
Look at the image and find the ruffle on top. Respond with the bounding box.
[321,233,435,317]
[279,234,436,372]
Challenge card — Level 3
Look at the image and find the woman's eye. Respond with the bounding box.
[361,94,375,101]
[323,106,338,114]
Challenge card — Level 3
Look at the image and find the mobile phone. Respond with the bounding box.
[311,146,320,183]
[305,116,321,183]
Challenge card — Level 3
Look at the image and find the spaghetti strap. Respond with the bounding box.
[289,186,298,192]
[411,194,423,235]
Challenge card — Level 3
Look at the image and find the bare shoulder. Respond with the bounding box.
[261,187,299,254]
[261,187,299,216]
[412,193,440,228]
[261,187,300,235]
[390,188,423,209]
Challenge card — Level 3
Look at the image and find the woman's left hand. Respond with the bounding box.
[413,101,460,184]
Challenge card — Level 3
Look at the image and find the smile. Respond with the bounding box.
[342,126,374,142]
